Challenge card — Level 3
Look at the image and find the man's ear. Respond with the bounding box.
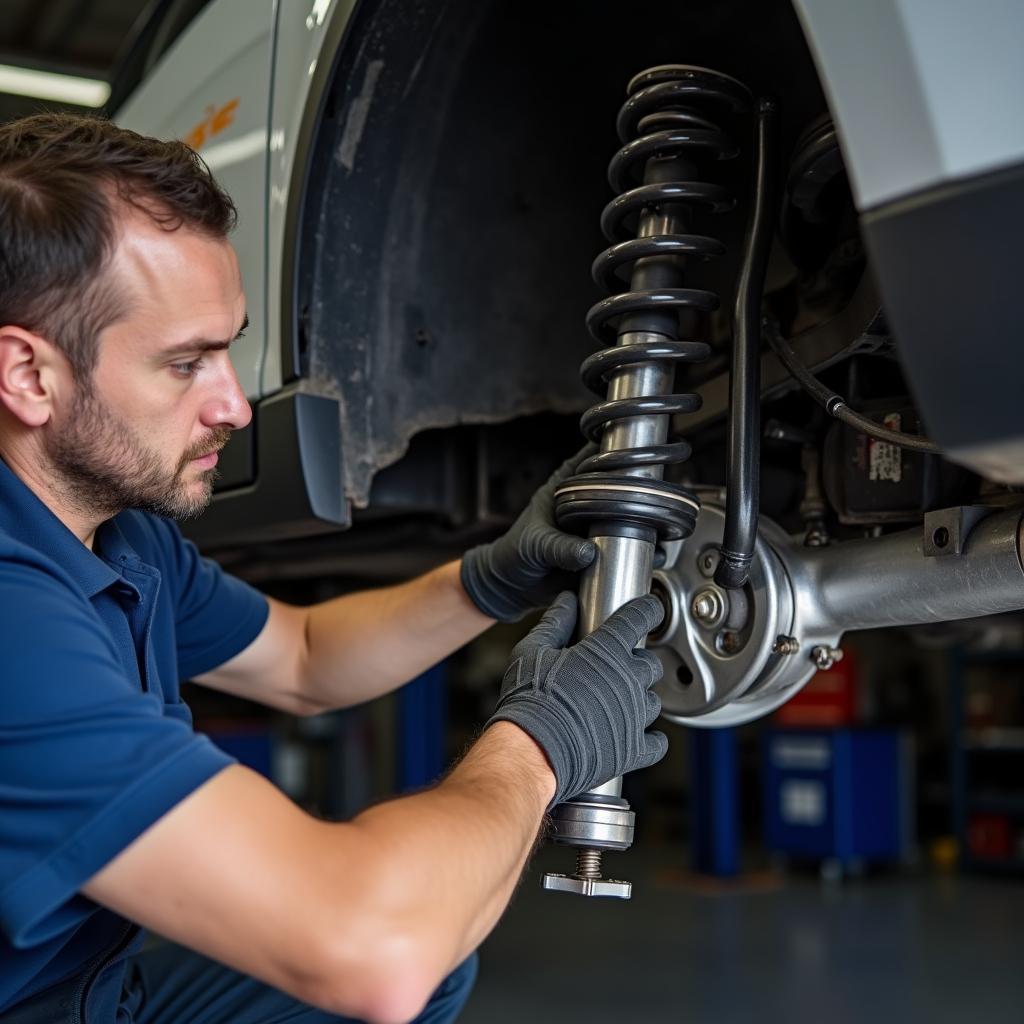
[0,325,69,427]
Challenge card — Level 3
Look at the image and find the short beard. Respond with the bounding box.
[48,380,231,521]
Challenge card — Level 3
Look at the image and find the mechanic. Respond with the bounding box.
[0,113,668,1024]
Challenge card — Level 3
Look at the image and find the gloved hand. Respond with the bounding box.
[488,590,669,807]
[460,445,598,622]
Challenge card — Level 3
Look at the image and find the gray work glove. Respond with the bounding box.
[488,591,669,807]
[460,445,598,622]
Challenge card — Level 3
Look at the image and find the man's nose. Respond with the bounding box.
[201,361,253,431]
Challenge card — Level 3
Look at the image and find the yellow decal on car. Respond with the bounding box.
[184,98,240,151]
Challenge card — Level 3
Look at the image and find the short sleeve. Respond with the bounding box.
[137,517,269,679]
[0,558,234,948]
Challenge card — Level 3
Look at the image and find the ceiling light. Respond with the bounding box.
[0,64,110,107]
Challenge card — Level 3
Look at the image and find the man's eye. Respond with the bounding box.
[171,358,204,378]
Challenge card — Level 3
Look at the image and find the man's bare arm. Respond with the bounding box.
[83,721,552,1024]
[195,446,600,716]
[194,559,494,715]
[90,593,666,1023]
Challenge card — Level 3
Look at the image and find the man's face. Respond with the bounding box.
[46,209,251,520]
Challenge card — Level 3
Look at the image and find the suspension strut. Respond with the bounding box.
[542,65,753,898]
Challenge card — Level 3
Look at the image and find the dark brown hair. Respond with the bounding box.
[0,112,237,378]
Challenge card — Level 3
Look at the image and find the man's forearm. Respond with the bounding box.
[344,721,553,979]
[83,591,661,1022]
[81,722,555,1022]
[301,560,493,710]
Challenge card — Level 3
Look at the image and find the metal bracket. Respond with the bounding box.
[923,505,994,557]
[542,874,632,899]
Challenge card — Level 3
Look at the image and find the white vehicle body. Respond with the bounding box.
[117,0,1024,402]
[118,0,355,401]
[113,0,1024,724]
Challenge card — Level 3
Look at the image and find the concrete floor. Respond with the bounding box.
[463,844,1024,1024]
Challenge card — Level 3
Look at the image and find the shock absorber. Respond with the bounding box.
[541,65,752,899]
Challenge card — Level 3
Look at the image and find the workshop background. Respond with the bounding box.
[2,2,1023,1022]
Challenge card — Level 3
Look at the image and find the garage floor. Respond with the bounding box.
[463,843,1024,1024]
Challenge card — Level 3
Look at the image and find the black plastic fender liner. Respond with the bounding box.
[861,159,1024,483]
[279,0,374,386]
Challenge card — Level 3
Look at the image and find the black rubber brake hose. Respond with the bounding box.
[715,98,779,591]
[765,331,941,455]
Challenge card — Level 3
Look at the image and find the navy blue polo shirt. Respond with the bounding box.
[0,457,269,1013]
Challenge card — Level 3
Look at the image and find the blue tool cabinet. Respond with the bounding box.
[762,729,913,872]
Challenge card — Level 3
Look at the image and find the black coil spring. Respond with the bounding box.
[576,66,750,479]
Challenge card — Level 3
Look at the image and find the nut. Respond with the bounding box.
[690,587,725,628]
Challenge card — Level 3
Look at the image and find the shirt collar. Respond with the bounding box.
[0,456,142,598]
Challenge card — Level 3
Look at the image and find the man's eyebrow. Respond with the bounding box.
[161,314,249,357]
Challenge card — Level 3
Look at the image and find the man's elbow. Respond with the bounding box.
[302,925,443,1024]
[275,678,338,717]
[289,694,336,718]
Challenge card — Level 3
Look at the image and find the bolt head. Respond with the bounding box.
[715,630,742,655]
[811,645,843,670]
[690,587,725,627]
[773,635,799,655]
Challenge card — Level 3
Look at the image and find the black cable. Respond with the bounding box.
[765,330,941,455]
[715,98,778,591]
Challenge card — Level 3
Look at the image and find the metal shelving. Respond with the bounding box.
[950,649,1024,874]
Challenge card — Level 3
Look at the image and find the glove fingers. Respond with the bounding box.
[638,729,669,769]
[539,530,597,572]
[518,591,578,654]
[601,594,665,652]
[645,687,662,727]
[634,649,663,687]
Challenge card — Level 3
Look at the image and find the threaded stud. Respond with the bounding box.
[575,849,603,879]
